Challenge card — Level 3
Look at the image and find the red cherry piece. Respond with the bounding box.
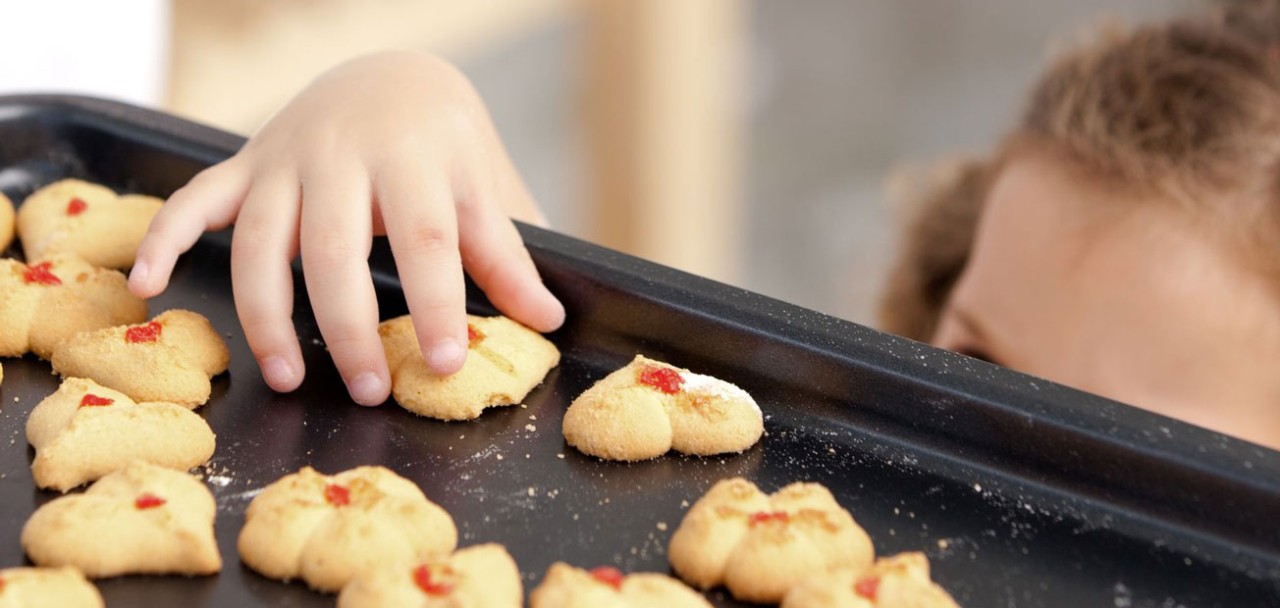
[135,493,166,510]
[637,365,683,394]
[747,511,790,527]
[0,575,6,594]
[324,483,350,507]
[79,394,114,407]
[467,324,484,348]
[413,564,454,596]
[125,321,162,344]
[21,261,61,286]
[855,576,880,600]
[66,197,88,216]
[590,566,625,590]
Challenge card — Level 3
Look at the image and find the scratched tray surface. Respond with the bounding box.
[0,96,1277,608]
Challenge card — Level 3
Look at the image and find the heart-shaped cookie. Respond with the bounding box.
[27,377,216,492]
[563,355,764,461]
[51,309,230,408]
[781,552,960,608]
[16,178,162,269]
[337,544,522,608]
[379,314,560,420]
[0,566,103,608]
[21,461,222,578]
[668,477,874,604]
[530,563,712,608]
[239,466,458,592]
[0,254,147,360]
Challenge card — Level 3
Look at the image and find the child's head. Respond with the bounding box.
[880,2,1280,448]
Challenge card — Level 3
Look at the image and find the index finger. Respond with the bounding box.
[131,161,251,298]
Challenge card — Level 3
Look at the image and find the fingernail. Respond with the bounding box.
[349,372,388,406]
[129,261,149,286]
[427,339,466,375]
[262,356,297,390]
[543,299,566,331]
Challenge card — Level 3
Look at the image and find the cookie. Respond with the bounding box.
[0,254,147,359]
[26,377,216,492]
[15,178,163,269]
[781,552,960,608]
[562,355,764,461]
[0,566,103,608]
[21,461,221,577]
[50,309,230,408]
[337,543,521,608]
[379,314,560,420]
[239,466,458,592]
[530,562,713,608]
[667,477,875,604]
[0,191,14,252]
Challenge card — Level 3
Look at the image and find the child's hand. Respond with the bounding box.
[128,51,565,406]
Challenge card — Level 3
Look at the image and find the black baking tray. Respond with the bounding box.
[0,95,1277,607]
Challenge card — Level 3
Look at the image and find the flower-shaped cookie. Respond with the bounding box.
[26,377,216,492]
[337,543,521,608]
[0,567,103,608]
[239,466,458,592]
[668,477,875,604]
[562,355,764,461]
[782,552,960,608]
[15,178,163,269]
[0,191,14,251]
[379,314,560,420]
[530,563,713,608]
[50,309,230,408]
[21,461,222,577]
[0,254,147,359]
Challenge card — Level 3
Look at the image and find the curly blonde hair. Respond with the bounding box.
[879,1,1280,341]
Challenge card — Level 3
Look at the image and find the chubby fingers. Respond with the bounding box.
[376,164,469,377]
[299,164,390,406]
[230,171,305,394]
[130,161,251,298]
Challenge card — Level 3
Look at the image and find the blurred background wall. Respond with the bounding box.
[55,0,1200,328]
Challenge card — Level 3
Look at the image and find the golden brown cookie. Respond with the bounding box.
[16,178,162,269]
[0,254,147,359]
[27,377,216,492]
[379,314,560,420]
[668,477,875,604]
[337,543,522,608]
[0,191,14,252]
[0,566,103,608]
[239,466,458,592]
[21,461,221,578]
[562,355,764,461]
[50,309,230,408]
[530,562,712,608]
[781,552,960,608]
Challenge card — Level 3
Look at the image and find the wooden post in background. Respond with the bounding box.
[582,0,746,284]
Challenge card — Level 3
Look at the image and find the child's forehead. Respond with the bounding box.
[977,154,1154,271]
[955,149,1280,375]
